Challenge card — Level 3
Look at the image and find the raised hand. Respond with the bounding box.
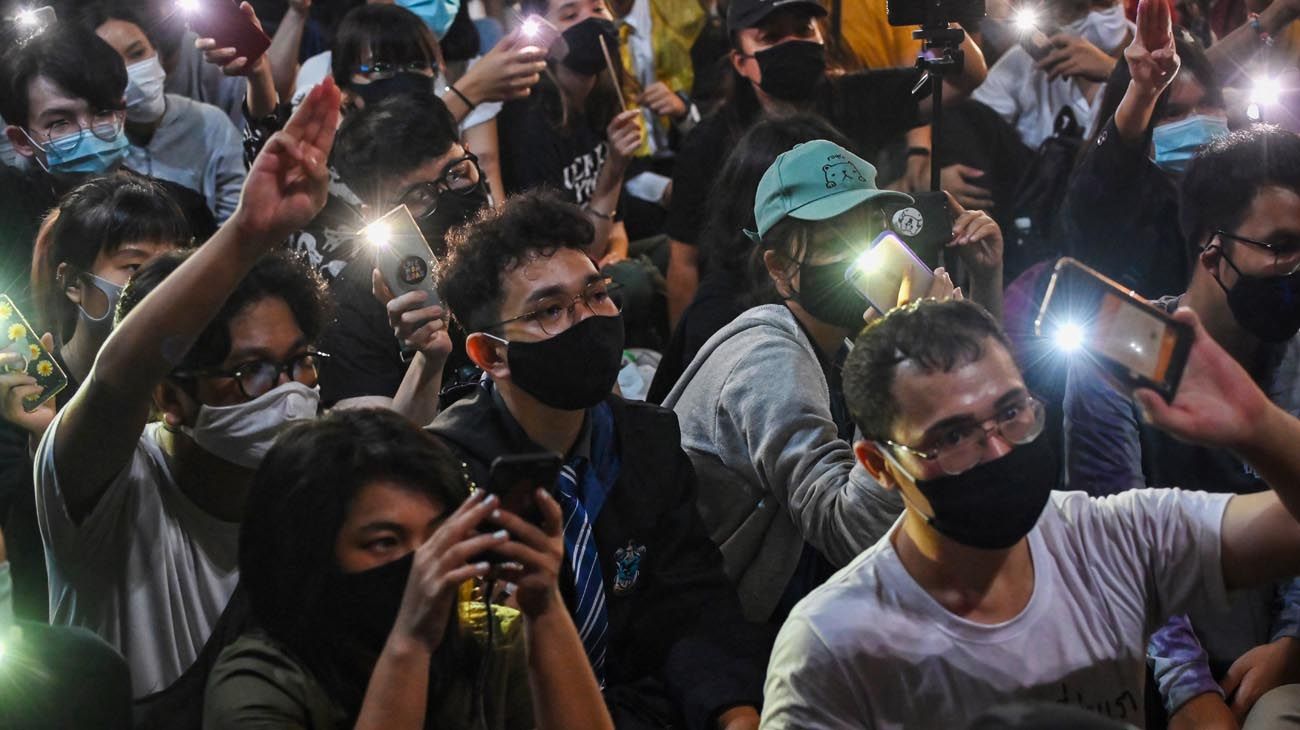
[372,269,453,365]
[1036,34,1118,83]
[486,489,566,618]
[455,28,548,105]
[606,109,644,163]
[945,191,1004,278]
[233,77,340,245]
[1128,0,1179,98]
[194,1,266,77]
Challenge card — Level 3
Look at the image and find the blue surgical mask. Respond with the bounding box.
[1152,114,1230,174]
[397,0,460,39]
[23,126,130,175]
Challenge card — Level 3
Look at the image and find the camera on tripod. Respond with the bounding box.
[886,0,984,29]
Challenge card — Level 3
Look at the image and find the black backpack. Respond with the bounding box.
[1004,108,1086,280]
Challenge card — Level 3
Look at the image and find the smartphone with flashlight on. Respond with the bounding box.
[513,11,567,60]
[845,231,936,316]
[8,6,56,43]
[473,452,562,563]
[0,295,68,412]
[363,205,442,308]
[178,0,271,66]
[881,191,953,269]
[1035,257,1193,402]
[1011,6,1061,61]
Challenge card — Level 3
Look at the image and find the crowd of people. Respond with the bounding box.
[1,0,1300,727]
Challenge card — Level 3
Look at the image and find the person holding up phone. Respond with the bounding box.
[1065,126,1300,728]
[204,409,613,730]
[763,295,1300,728]
[662,140,1003,624]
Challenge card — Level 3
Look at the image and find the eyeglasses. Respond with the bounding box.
[1214,229,1300,276]
[173,351,330,400]
[484,278,623,336]
[25,110,125,155]
[884,395,1046,476]
[352,60,437,81]
[396,153,483,220]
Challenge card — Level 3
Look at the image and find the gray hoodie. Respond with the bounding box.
[662,304,902,622]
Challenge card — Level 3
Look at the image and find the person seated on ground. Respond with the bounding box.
[0,24,213,304]
[29,78,341,702]
[79,2,247,225]
[1061,12,1226,297]
[662,140,1003,623]
[429,190,767,730]
[203,408,613,730]
[646,114,857,404]
[1066,125,1300,728]
[0,172,189,623]
[762,298,1300,728]
[498,0,646,266]
[663,0,987,328]
[308,92,492,415]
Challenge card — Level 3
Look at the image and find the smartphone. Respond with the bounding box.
[9,6,56,43]
[1035,257,1193,402]
[363,205,442,308]
[882,191,953,269]
[180,0,271,65]
[515,12,566,60]
[1019,22,1061,61]
[474,452,561,563]
[0,295,68,412]
[845,231,936,315]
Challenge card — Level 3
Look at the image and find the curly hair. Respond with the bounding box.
[436,189,594,333]
[843,299,1013,441]
[1181,125,1300,254]
[117,248,333,372]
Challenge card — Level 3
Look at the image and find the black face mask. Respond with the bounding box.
[1217,255,1300,343]
[793,259,868,331]
[418,180,491,255]
[350,72,436,107]
[561,17,620,76]
[753,41,827,102]
[499,313,625,410]
[323,552,413,652]
[902,434,1058,550]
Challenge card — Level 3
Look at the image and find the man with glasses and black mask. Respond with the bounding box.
[30,79,342,702]
[1065,126,1300,727]
[429,190,767,730]
[764,297,1300,728]
[304,92,491,414]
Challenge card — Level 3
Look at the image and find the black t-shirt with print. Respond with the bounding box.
[665,68,926,246]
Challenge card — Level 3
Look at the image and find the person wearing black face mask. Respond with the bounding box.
[764,296,1300,728]
[428,191,769,730]
[1064,126,1300,727]
[205,408,613,730]
[663,140,1003,626]
[661,0,989,334]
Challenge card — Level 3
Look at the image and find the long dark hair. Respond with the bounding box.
[238,409,477,716]
[517,0,624,132]
[1089,31,1224,146]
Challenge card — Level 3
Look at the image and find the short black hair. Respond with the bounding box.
[843,299,1013,440]
[436,189,594,333]
[333,91,461,207]
[0,23,127,127]
[1180,125,1300,252]
[117,249,332,371]
[32,171,191,338]
[331,3,442,86]
[73,0,150,40]
[240,408,474,708]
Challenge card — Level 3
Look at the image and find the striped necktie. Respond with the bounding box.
[556,457,609,685]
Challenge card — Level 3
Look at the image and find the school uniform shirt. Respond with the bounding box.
[34,411,240,698]
[429,383,768,730]
[761,489,1232,729]
[125,94,246,224]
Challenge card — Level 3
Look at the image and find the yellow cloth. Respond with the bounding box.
[648,0,704,96]
[841,0,923,69]
[618,21,653,157]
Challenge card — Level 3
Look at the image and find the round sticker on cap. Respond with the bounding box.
[892,207,924,237]
[399,256,429,285]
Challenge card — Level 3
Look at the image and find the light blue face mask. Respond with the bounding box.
[1152,114,1230,174]
[397,0,461,40]
[24,126,130,175]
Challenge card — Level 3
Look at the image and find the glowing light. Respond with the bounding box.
[851,247,882,275]
[176,0,200,13]
[0,640,7,663]
[1054,322,1086,353]
[1251,75,1283,108]
[522,18,540,37]
[364,221,392,248]
[15,8,38,27]
[1013,7,1041,34]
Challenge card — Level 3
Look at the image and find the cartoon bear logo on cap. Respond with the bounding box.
[823,154,867,189]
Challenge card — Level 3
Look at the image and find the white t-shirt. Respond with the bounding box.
[761,489,1232,730]
[34,411,240,698]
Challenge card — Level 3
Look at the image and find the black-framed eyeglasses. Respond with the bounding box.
[173,351,330,400]
[24,109,125,155]
[1214,229,1300,276]
[353,60,437,81]
[483,278,623,336]
[396,153,483,220]
[882,395,1046,476]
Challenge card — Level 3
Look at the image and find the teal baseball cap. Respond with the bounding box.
[748,139,912,243]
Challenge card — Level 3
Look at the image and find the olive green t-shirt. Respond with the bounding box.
[202,606,533,730]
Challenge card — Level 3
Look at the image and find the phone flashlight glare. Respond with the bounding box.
[1013,7,1041,33]
[522,18,541,37]
[176,0,201,14]
[1054,322,1086,353]
[364,221,393,248]
[851,247,882,275]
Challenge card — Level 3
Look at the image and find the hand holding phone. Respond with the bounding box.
[363,206,442,309]
[0,296,67,428]
[473,453,562,564]
[178,0,271,67]
[846,231,937,316]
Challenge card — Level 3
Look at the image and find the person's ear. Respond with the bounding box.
[153,380,195,429]
[764,249,795,297]
[1198,237,1223,274]
[466,332,510,380]
[855,440,899,491]
[730,49,759,85]
[5,125,36,159]
[57,263,84,307]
